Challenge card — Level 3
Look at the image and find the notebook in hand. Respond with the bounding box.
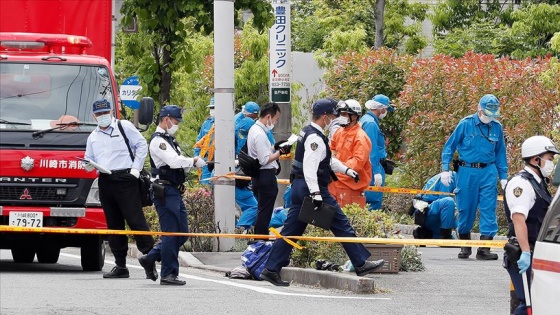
[298,196,336,230]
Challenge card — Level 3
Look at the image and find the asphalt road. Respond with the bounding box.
[0,247,509,315]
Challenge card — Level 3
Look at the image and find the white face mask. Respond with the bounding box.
[209,109,215,117]
[266,117,275,130]
[379,109,387,119]
[539,159,555,177]
[479,113,493,124]
[166,119,179,135]
[97,114,112,128]
[323,115,333,130]
[333,116,349,127]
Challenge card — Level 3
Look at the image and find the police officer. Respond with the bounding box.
[84,99,155,279]
[139,105,207,286]
[504,136,558,315]
[194,97,215,184]
[329,99,372,207]
[234,101,260,230]
[361,94,394,210]
[247,102,290,236]
[410,172,457,240]
[260,99,385,286]
[440,94,508,260]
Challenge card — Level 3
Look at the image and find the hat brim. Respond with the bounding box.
[483,108,500,118]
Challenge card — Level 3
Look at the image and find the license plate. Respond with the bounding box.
[9,212,43,227]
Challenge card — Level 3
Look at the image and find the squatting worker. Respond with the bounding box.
[247,102,291,236]
[361,94,394,210]
[329,99,372,207]
[504,136,558,315]
[260,98,384,287]
[440,94,508,260]
[83,99,155,279]
[139,105,207,286]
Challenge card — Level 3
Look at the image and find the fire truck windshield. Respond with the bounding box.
[0,62,114,131]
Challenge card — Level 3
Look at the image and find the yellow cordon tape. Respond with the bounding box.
[0,226,507,248]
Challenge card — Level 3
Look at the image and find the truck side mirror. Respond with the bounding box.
[138,97,154,126]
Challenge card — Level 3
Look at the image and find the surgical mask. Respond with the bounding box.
[479,113,493,124]
[209,109,215,117]
[96,114,112,128]
[539,159,555,177]
[379,110,387,119]
[166,119,179,135]
[333,116,349,127]
[323,115,333,130]
[266,117,275,130]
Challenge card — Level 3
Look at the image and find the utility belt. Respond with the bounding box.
[503,237,535,272]
[457,160,494,169]
[153,179,186,193]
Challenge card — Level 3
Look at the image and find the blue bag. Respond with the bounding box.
[241,241,273,280]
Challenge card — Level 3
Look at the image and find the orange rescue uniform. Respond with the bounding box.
[329,124,372,207]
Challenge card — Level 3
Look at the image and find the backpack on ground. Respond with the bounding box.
[241,241,273,280]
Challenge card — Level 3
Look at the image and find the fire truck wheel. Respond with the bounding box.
[36,245,61,264]
[11,248,36,263]
[81,236,105,271]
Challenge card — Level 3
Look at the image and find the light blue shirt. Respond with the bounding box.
[360,111,386,175]
[418,172,456,203]
[441,113,508,180]
[194,116,215,157]
[85,118,147,171]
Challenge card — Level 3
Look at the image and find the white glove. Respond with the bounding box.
[311,193,323,210]
[500,179,507,190]
[440,171,452,187]
[374,173,383,186]
[345,168,358,178]
[129,168,140,178]
[194,156,207,168]
[82,160,95,172]
[234,159,239,167]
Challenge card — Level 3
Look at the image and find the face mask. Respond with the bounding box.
[539,159,555,177]
[209,109,215,117]
[266,117,275,130]
[97,114,112,128]
[333,116,349,127]
[323,115,333,130]
[166,119,179,135]
[479,113,493,124]
[379,109,387,119]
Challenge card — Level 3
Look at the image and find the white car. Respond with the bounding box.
[531,166,560,314]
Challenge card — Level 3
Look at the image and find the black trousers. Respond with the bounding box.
[98,172,154,267]
[251,169,278,235]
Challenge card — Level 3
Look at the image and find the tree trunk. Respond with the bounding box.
[159,44,173,106]
[374,0,385,49]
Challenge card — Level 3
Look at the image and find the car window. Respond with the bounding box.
[541,188,560,244]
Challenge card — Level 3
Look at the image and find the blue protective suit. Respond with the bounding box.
[359,111,387,210]
[194,117,215,185]
[234,112,258,229]
[235,115,256,155]
[417,173,457,238]
[441,113,508,236]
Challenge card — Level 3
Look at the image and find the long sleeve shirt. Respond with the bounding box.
[149,126,194,170]
[360,111,386,175]
[330,124,372,190]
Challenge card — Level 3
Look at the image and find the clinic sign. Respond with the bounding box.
[269,0,291,103]
[120,76,142,109]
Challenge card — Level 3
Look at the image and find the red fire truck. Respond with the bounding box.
[0,0,152,270]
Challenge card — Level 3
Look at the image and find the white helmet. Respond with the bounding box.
[336,99,362,116]
[521,136,559,158]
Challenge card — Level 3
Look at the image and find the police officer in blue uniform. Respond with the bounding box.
[410,172,457,240]
[138,105,207,286]
[260,99,385,286]
[504,136,558,315]
[194,98,215,185]
[440,94,508,260]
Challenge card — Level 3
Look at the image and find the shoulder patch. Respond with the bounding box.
[513,187,523,197]
[159,142,167,150]
[310,142,318,151]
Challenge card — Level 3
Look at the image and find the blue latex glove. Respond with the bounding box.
[517,251,531,274]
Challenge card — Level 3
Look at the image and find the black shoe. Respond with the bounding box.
[160,275,186,286]
[355,259,385,277]
[260,268,289,287]
[138,255,158,281]
[103,266,130,278]
[476,247,498,260]
[458,247,472,259]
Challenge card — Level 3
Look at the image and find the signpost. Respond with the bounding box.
[120,75,142,109]
[269,0,291,103]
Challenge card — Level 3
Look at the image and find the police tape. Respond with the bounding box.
[0,226,507,248]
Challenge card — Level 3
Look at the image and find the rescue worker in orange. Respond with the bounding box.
[329,99,372,207]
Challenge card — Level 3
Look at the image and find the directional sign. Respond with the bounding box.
[120,76,142,109]
[269,0,291,103]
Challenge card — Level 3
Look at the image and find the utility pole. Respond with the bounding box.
[269,0,292,206]
[213,0,235,251]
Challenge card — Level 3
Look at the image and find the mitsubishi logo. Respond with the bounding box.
[21,156,35,171]
[20,188,32,200]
